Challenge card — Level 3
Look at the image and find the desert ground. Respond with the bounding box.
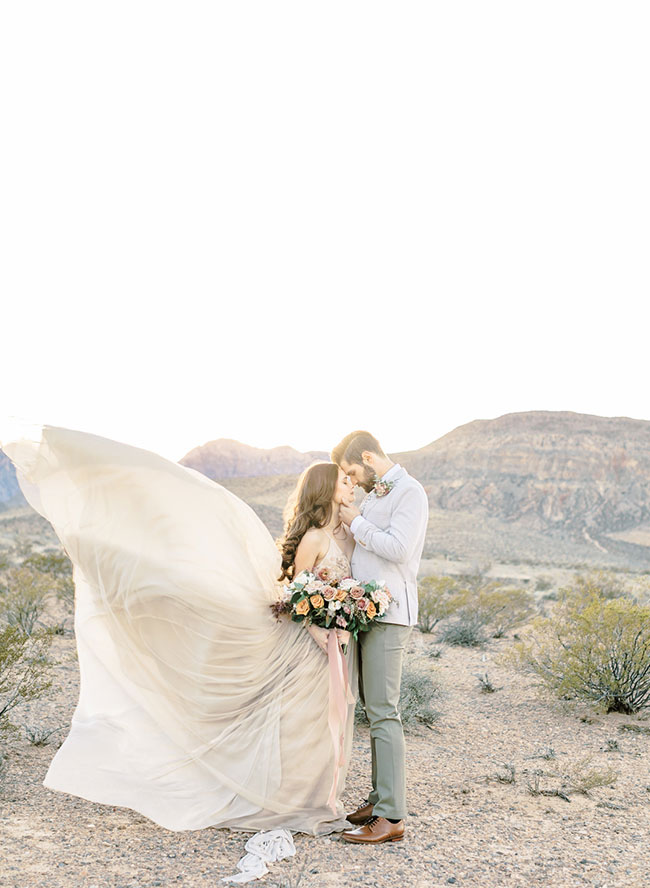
[3,604,650,888]
[2,506,650,888]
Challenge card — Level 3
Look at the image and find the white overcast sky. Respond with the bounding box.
[1,2,648,462]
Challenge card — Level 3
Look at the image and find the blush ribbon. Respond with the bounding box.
[326,630,355,815]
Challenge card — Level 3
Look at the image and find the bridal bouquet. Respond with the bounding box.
[270,566,392,642]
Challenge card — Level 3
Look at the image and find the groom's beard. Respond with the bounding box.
[358,465,376,494]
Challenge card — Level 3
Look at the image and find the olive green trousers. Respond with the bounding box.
[358,621,413,820]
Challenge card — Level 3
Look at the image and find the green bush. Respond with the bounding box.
[0,625,54,740]
[416,575,465,633]
[0,567,53,635]
[503,587,650,713]
[20,549,74,611]
[469,585,536,638]
[562,570,633,603]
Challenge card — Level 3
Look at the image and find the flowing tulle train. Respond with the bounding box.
[0,420,357,834]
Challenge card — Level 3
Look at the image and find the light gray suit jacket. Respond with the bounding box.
[349,464,429,626]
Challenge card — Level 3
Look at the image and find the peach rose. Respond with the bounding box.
[295,598,310,616]
[366,601,377,620]
[350,586,364,600]
[322,586,336,601]
[335,587,347,601]
[310,594,324,609]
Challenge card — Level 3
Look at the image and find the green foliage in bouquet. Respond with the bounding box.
[272,571,392,641]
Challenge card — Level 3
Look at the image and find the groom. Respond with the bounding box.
[331,430,429,845]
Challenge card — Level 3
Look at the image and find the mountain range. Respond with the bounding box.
[2,412,649,568]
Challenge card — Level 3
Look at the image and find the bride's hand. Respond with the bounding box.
[335,628,351,647]
[306,623,330,654]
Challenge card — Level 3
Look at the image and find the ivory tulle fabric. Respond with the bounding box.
[0,420,358,834]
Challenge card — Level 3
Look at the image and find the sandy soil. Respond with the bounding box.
[3,622,650,888]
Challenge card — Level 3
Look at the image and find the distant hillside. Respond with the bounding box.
[0,451,26,510]
[392,411,650,537]
[179,439,329,479]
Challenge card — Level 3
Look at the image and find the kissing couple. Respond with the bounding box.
[0,423,429,848]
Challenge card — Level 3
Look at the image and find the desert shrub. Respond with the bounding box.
[355,661,441,730]
[475,672,501,693]
[527,754,617,798]
[535,575,554,592]
[563,570,633,603]
[24,724,61,746]
[399,665,441,727]
[502,587,650,713]
[430,579,535,641]
[456,562,493,593]
[469,585,536,638]
[439,613,487,647]
[0,625,54,740]
[0,566,53,635]
[20,549,74,611]
[416,575,465,633]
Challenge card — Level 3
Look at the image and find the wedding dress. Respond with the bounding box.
[0,421,358,834]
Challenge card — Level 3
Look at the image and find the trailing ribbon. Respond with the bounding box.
[221,829,295,883]
[326,630,355,814]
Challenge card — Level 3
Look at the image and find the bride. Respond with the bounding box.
[0,421,359,835]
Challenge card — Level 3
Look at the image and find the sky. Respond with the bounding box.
[1,2,648,463]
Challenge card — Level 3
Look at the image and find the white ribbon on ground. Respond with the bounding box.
[221,829,296,884]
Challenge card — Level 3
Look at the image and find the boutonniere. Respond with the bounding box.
[373,478,395,497]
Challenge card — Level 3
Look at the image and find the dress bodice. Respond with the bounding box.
[314,533,351,580]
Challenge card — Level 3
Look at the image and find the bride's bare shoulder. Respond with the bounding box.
[300,527,329,548]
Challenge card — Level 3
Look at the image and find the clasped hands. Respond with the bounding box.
[306,623,351,654]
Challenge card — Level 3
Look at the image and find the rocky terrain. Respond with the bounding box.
[394,411,650,537]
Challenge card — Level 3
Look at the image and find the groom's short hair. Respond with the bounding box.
[331,431,386,466]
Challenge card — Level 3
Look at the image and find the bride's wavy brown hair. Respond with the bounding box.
[277,461,339,582]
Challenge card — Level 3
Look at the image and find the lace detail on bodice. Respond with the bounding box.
[314,534,351,580]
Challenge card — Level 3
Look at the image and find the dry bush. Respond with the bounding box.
[468,584,536,638]
[0,566,55,635]
[416,575,465,633]
[563,570,633,603]
[356,658,441,730]
[502,585,650,714]
[527,754,618,798]
[398,664,442,728]
[20,549,74,611]
[434,581,535,645]
[439,613,487,647]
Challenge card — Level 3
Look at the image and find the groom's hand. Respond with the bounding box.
[339,503,361,526]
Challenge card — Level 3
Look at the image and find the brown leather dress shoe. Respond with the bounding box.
[345,801,374,825]
[341,816,404,844]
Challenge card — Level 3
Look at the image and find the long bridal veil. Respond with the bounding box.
[0,420,357,834]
